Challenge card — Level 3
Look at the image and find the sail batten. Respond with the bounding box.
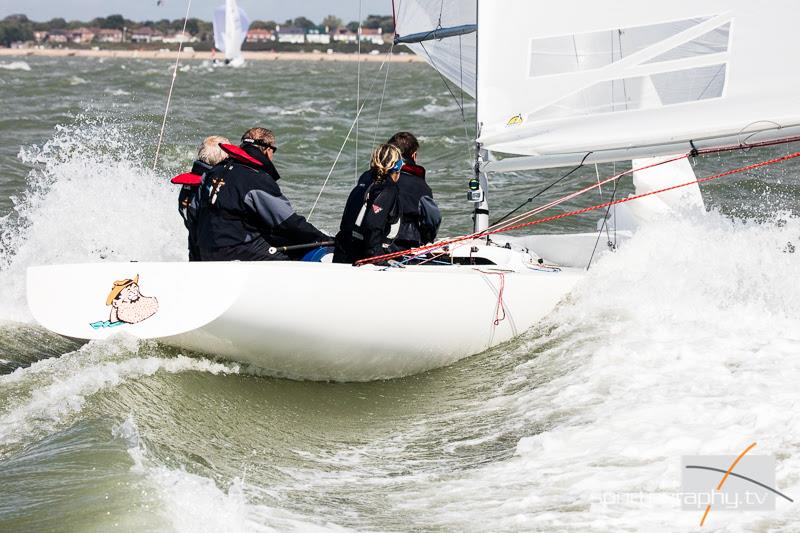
[395,23,477,44]
[476,0,800,165]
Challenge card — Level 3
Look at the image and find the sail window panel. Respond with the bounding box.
[651,64,727,105]
[529,65,726,122]
[529,17,713,78]
[644,23,730,64]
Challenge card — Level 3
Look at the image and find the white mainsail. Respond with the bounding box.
[213,0,250,65]
[477,0,800,169]
[394,0,477,97]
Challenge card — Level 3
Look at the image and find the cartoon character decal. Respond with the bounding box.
[89,275,159,330]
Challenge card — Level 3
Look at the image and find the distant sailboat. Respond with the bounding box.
[212,0,250,67]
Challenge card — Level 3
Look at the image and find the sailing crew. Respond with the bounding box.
[387,132,442,251]
[171,135,230,261]
[333,144,404,263]
[333,132,441,265]
[195,127,330,261]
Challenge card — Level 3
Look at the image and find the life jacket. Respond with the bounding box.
[218,143,265,169]
[352,180,401,243]
[401,161,426,179]
[171,160,214,186]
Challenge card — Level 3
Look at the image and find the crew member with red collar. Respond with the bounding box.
[195,127,329,261]
[388,131,442,250]
[171,135,230,261]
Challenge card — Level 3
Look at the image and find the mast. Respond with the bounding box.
[471,0,489,233]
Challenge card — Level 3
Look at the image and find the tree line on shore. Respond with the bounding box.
[0,13,395,47]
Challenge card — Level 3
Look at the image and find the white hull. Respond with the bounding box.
[26,246,585,381]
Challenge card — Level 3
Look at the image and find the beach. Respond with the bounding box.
[0,46,422,62]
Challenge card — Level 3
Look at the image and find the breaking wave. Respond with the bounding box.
[0,116,186,319]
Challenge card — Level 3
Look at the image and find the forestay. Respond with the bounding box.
[213,0,250,62]
[394,0,477,97]
[477,0,800,170]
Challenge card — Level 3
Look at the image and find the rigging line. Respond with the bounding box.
[491,152,592,226]
[357,147,800,266]
[419,41,468,132]
[594,163,604,199]
[586,173,619,270]
[360,153,693,266]
[697,63,726,100]
[371,41,395,149]
[307,47,397,220]
[153,0,192,171]
[355,0,363,182]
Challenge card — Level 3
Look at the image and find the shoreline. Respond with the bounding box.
[0,47,422,63]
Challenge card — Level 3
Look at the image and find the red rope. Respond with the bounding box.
[478,270,507,325]
[356,148,800,266]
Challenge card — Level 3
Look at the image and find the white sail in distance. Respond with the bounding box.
[477,0,800,171]
[213,0,250,65]
[394,0,477,97]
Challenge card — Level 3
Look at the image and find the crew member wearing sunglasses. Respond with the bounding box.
[196,127,330,261]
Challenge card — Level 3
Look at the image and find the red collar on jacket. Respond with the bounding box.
[171,173,202,186]
[219,143,265,167]
[401,161,426,178]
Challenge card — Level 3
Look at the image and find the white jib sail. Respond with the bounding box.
[213,0,250,64]
[394,0,477,97]
[478,0,800,170]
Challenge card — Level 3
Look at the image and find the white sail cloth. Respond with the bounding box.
[476,0,800,168]
[394,0,477,97]
[213,0,250,61]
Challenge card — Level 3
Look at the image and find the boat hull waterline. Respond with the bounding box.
[26,260,583,381]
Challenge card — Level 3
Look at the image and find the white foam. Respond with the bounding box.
[114,415,351,533]
[69,76,88,85]
[0,116,187,319]
[0,338,239,448]
[0,61,31,71]
[382,212,800,530]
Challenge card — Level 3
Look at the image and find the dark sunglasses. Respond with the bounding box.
[242,138,278,153]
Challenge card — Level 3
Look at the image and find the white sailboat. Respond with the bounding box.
[26,0,800,381]
[212,0,250,67]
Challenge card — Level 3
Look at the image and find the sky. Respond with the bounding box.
[0,0,392,23]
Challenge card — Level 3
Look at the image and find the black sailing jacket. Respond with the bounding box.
[196,143,328,261]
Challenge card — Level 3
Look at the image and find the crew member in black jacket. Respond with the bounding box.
[387,131,441,250]
[333,144,403,263]
[196,127,329,261]
[171,135,230,261]
[332,132,441,264]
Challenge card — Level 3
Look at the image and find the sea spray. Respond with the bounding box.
[373,211,800,531]
[0,116,187,319]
